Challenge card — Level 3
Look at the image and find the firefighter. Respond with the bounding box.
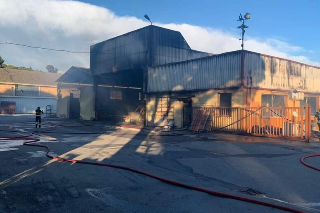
[315,110,320,131]
[35,107,43,128]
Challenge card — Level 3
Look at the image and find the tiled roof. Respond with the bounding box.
[0,68,62,86]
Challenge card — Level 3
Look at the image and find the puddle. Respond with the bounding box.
[0,140,25,152]
[27,151,58,158]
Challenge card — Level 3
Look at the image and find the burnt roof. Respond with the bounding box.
[91,25,191,49]
[56,66,92,84]
[0,68,62,86]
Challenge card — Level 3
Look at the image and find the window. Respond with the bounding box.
[261,94,285,117]
[300,97,317,115]
[219,93,232,116]
[110,91,122,100]
[261,94,285,107]
[15,85,39,97]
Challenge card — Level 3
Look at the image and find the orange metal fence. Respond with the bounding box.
[190,105,311,140]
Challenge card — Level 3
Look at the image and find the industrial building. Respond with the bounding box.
[90,25,210,121]
[56,25,320,139]
[0,68,61,114]
[146,50,320,138]
[57,66,147,121]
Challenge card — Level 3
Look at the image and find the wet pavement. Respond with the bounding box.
[0,115,320,212]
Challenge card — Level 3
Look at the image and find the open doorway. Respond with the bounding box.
[183,101,192,127]
[70,91,80,119]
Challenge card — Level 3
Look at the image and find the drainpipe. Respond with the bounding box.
[246,77,249,107]
[144,26,153,127]
[250,76,253,107]
[93,77,98,120]
[241,50,247,107]
[241,50,245,87]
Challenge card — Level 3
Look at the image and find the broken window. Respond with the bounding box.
[261,94,285,117]
[261,94,285,107]
[110,91,122,100]
[219,93,232,116]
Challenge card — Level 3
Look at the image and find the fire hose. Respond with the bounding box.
[300,154,320,172]
[0,123,315,213]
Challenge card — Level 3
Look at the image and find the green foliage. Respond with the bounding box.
[0,55,42,71]
[4,64,34,71]
[0,56,4,68]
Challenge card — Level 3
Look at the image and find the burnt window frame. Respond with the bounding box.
[110,90,122,100]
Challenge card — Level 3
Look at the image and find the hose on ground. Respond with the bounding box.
[300,154,320,172]
[0,130,306,213]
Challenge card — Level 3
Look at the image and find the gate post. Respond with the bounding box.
[305,103,311,142]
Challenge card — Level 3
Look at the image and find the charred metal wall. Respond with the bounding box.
[244,51,320,93]
[90,25,209,77]
[147,51,242,92]
[96,87,142,120]
[147,50,320,94]
[90,25,209,121]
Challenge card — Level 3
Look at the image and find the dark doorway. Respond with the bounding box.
[183,101,192,127]
[300,97,317,115]
[1,101,16,114]
[219,93,232,116]
[70,92,80,119]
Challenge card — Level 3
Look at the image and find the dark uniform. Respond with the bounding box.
[35,107,43,128]
[315,111,320,131]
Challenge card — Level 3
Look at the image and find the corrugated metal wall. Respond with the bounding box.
[147,51,242,92]
[90,26,209,76]
[96,87,141,120]
[0,97,57,114]
[244,51,320,93]
[151,26,208,66]
[91,28,149,76]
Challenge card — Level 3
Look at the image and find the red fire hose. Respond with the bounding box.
[0,125,308,213]
[300,154,320,172]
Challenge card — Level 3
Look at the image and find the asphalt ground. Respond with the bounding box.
[0,115,320,213]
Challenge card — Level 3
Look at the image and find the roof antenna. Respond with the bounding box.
[144,14,152,25]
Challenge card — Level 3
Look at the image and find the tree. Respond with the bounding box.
[46,65,58,73]
[0,56,4,68]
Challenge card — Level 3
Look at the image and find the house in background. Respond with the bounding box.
[0,68,61,114]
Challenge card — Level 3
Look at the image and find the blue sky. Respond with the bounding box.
[81,0,320,62]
